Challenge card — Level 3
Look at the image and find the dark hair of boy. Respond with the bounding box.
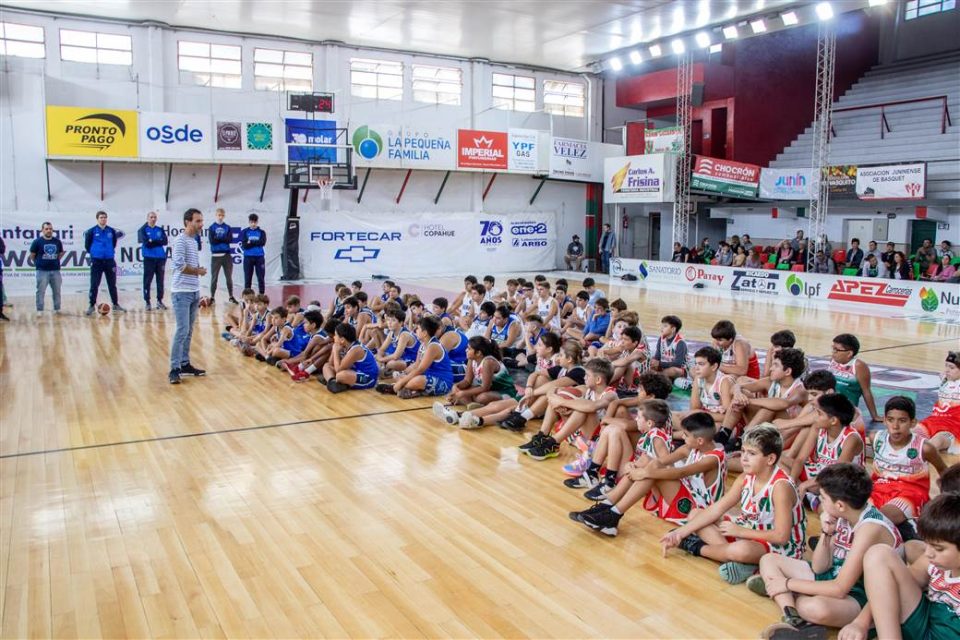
[483,275,495,284]
[561,340,584,363]
[555,278,568,287]
[556,285,568,293]
[256,294,270,304]
[594,298,610,310]
[661,315,683,330]
[334,283,346,291]
[534,274,547,282]
[303,310,324,327]
[710,320,737,341]
[343,296,359,309]
[884,395,916,420]
[272,306,289,318]
[770,329,797,348]
[539,331,562,353]
[383,301,402,315]
[582,277,596,288]
[506,279,519,287]
[743,423,784,459]
[247,213,258,222]
[432,297,448,311]
[464,275,478,285]
[817,463,873,509]
[351,280,362,289]
[386,308,406,322]
[335,322,357,342]
[681,411,717,437]
[409,299,423,309]
[585,358,614,384]
[241,287,256,297]
[804,370,837,391]
[694,346,722,366]
[939,463,960,495]
[494,305,512,319]
[323,317,341,334]
[947,351,959,367]
[479,301,497,316]
[576,290,590,301]
[473,283,487,297]
[391,284,402,294]
[642,399,671,429]
[419,315,441,336]
[818,393,856,427]
[467,335,501,359]
[621,326,643,345]
[833,333,861,355]
[525,314,544,324]
[355,291,368,304]
[285,295,301,306]
[609,298,627,312]
[917,493,960,547]
[637,372,673,399]
[774,348,807,378]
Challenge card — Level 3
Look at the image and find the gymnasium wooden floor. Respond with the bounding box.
[1,274,957,639]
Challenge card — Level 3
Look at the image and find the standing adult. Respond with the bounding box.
[138,211,168,311]
[0,236,8,321]
[598,223,616,274]
[239,213,266,294]
[564,234,584,271]
[208,208,238,304]
[169,208,207,385]
[29,222,64,315]
[84,210,126,315]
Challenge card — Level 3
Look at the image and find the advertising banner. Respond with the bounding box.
[285,118,337,163]
[691,155,760,198]
[855,163,926,200]
[759,168,814,200]
[644,127,683,154]
[211,119,279,162]
[139,111,213,160]
[45,106,139,158]
[507,128,543,173]
[825,165,858,197]
[302,211,555,278]
[350,124,456,170]
[216,121,242,150]
[457,129,508,170]
[604,154,676,203]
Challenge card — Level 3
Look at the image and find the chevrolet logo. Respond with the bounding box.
[334,245,380,262]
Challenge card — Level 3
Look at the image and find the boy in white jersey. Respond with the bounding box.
[676,346,741,434]
[661,424,807,585]
[534,281,561,331]
[731,348,808,430]
[916,351,960,452]
[450,275,478,324]
[857,493,960,640]
[571,411,726,537]
[751,463,903,639]
[561,290,592,335]
[711,320,761,380]
[871,396,946,539]
[223,287,256,338]
[771,370,867,447]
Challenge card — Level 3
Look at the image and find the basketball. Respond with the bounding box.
[199,296,213,308]
[97,303,111,315]
[554,386,583,416]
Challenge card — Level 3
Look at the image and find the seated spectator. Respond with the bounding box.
[915,238,937,272]
[700,237,715,262]
[672,242,690,263]
[732,245,747,267]
[776,240,794,266]
[729,235,742,255]
[889,251,912,280]
[741,234,754,252]
[792,240,808,267]
[564,234,584,271]
[865,240,881,262]
[938,239,954,260]
[716,242,734,267]
[859,254,887,278]
[845,238,864,270]
[810,250,833,274]
[925,254,957,282]
[880,241,896,273]
[745,248,763,269]
[789,229,804,252]
[817,233,833,258]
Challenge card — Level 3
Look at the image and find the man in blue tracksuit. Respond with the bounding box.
[138,210,168,311]
[85,210,126,315]
[208,207,238,304]
[239,213,266,294]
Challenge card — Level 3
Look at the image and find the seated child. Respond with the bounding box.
[750,463,903,639]
[828,333,882,423]
[321,322,380,393]
[570,411,726,537]
[650,315,690,387]
[327,283,349,320]
[566,298,610,345]
[385,315,453,399]
[376,307,421,375]
[762,329,798,379]
[871,396,947,537]
[561,290,592,335]
[915,351,960,453]
[466,301,496,338]
[608,325,650,392]
[486,305,523,356]
[554,285,574,319]
[677,347,742,442]
[288,317,338,381]
[732,348,808,430]
[661,424,807,585]
[712,320,761,380]
[255,306,290,362]
[432,336,519,428]
[521,358,618,461]
[231,293,270,352]
[858,493,960,640]
[535,281,561,331]
[223,287,256,336]
[509,314,545,369]
[438,321,469,383]
[589,310,639,358]
[771,370,866,445]
[281,311,331,380]
[431,297,454,329]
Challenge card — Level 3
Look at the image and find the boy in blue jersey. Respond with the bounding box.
[84,210,127,314]
[387,315,454,399]
[376,307,420,375]
[138,211,168,310]
[239,213,266,294]
[207,208,238,304]
[322,323,380,393]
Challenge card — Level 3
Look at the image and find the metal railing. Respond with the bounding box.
[830,95,952,139]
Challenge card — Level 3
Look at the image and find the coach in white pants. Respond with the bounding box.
[169,208,207,385]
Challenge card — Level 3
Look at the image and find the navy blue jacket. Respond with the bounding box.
[239,227,266,258]
[84,225,120,260]
[208,222,233,255]
[137,224,168,260]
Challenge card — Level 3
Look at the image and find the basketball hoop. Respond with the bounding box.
[316,177,336,200]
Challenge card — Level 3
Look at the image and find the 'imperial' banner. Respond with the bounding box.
[604,154,676,203]
[691,155,760,198]
[46,106,139,158]
[457,129,508,170]
[855,163,926,200]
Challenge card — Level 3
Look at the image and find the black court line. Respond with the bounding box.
[0,406,430,460]
[856,337,960,354]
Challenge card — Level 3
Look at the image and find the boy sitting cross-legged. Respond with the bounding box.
[770,370,866,446]
[321,322,380,393]
[570,411,726,537]
[732,348,808,431]
[661,424,807,585]
[750,463,903,640]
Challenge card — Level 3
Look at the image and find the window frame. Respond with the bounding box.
[905,0,955,20]
[59,28,132,66]
[411,64,462,106]
[350,57,405,101]
[542,79,585,118]
[177,40,242,89]
[253,46,313,92]
[491,72,536,112]
[0,21,45,59]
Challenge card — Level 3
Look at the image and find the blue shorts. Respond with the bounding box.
[354,372,377,389]
[424,375,452,396]
[451,362,466,383]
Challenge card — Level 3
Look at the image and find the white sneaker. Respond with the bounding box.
[431,401,448,423]
[674,377,692,390]
[458,411,482,429]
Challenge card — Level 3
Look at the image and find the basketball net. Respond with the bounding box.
[316,177,335,200]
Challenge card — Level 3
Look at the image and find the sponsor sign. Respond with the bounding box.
[548,137,620,182]
[45,106,139,158]
[507,129,542,173]
[285,118,335,162]
[604,154,675,203]
[216,121,242,150]
[509,219,550,248]
[731,270,780,295]
[691,155,760,198]
[246,122,274,150]
[350,124,456,170]
[139,112,213,160]
[825,165,857,197]
[760,168,814,200]
[827,279,912,307]
[457,129,508,170]
[644,127,683,154]
[855,163,926,200]
[685,265,725,286]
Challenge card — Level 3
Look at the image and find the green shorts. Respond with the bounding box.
[901,596,960,640]
[813,570,868,608]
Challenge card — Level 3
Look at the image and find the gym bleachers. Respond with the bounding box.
[771,52,960,200]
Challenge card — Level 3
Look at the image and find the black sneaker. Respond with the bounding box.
[714,427,731,446]
[567,501,612,523]
[518,431,546,451]
[229,297,239,305]
[500,413,528,432]
[580,508,622,536]
[679,533,706,556]
[316,376,327,385]
[502,357,519,369]
[327,379,348,394]
[180,363,206,376]
[525,437,559,460]
[583,478,616,502]
[563,472,599,490]
[375,382,396,394]
[168,369,182,384]
[761,616,828,640]
[266,356,280,367]
[724,435,743,454]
